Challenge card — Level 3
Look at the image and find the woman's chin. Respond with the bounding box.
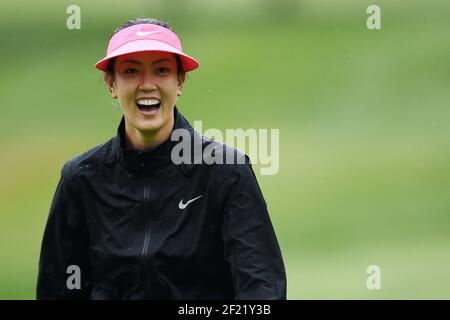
[136,120,162,134]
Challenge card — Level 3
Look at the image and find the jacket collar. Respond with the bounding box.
[113,107,194,171]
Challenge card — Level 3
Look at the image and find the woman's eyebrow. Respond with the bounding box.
[120,59,142,65]
[151,58,173,65]
[120,58,173,66]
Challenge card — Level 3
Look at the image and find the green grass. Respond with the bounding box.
[1,0,449,299]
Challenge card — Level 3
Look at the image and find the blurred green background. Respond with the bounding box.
[0,0,449,299]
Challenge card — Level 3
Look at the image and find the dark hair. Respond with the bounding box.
[106,18,184,77]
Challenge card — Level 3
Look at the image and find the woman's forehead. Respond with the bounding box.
[116,51,176,64]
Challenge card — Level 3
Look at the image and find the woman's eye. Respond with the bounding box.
[157,67,170,74]
[124,68,138,74]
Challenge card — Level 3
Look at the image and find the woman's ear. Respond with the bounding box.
[104,72,117,99]
[177,73,186,97]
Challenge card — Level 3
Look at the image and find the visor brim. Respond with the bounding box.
[95,39,199,72]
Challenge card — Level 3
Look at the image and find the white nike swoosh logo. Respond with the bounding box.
[178,195,204,210]
[136,29,160,36]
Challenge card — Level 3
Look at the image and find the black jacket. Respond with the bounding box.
[37,107,286,299]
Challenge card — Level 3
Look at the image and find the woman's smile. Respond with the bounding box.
[136,97,161,116]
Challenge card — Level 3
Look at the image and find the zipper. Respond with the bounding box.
[139,178,172,298]
[141,184,151,256]
[140,183,152,296]
[140,181,166,298]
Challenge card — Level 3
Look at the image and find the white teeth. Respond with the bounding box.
[136,98,160,106]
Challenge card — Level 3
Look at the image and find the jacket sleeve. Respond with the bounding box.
[36,160,91,299]
[221,155,287,300]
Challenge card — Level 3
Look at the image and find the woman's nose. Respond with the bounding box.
[138,70,157,91]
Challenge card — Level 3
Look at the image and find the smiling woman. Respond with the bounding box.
[105,51,185,150]
[100,19,193,151]
[36,17,286,300]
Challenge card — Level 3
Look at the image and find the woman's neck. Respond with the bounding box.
[124,117,174,151]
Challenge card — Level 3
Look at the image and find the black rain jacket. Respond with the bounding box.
[37,107,286,299]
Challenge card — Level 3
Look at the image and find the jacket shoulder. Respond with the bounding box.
[61,138,115,182]
[200,135,252,179]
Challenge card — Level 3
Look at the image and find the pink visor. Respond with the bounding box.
[95,23,199,72]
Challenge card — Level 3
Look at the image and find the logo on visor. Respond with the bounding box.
[136,29,160,36]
